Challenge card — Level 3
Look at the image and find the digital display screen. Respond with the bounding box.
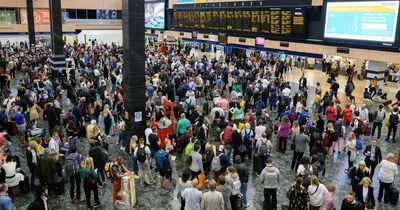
[145,1,165,29]
[234,11,243,31]
[256,37,265,45]
[242,11,252,32]
[172,7,307,38]
[324,1,399,42]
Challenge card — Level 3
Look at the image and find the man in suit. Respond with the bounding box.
[27,187,49,210]
[363,138,382,179]
[299,74,307,89]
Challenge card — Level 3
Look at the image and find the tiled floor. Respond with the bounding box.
[11,53,400,210]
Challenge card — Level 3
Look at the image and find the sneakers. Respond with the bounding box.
[134,175,139,179]
[244,203,250,208]
[93,202,100,207]
[74,198,85,204]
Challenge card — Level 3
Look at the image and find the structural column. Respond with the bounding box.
[365,60,387,87]
[48,0,65,79]
[26,0,35,47]
[122,0,146,141]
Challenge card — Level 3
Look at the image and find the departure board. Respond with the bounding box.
[173,7,307,38]
[220,11,227,30]
[194,11,200,29]
[199,11,206,29]
[242,11,251,32]
[292,8,305,35]
[281,10,292,35]
[251,11,260,33]
[260,10,270,33]
[226,11,234,31]
[206,11,213,30]
[188,11,195,29]
[234,11,242,32]
[270,8,281,35]
[212,11,219,30]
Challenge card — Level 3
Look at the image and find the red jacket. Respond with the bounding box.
[342,108,353,123]
[325,106,337,122]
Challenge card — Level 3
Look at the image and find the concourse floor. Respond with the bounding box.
[11,62,400,210]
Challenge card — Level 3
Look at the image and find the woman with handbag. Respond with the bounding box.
[345,132,357,173]
[80,157,100,210]
[308,175,328,210]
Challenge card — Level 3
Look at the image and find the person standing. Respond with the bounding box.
[111,156,131,204]
[260,159,280,210]
[308,176,328,210]
[377,153,398,203]
[386,107,399,142]
[135,137,154,186]
[355,177,375,208]
[216,175,232,210]
[345,132,357,173]
[189,144,203,180]
[287,177,310,210]
[363,138,382,179]
[26,187,49,210]
[233,155,249,208]
[181,179,202,210]
[14,107,25,144]
[255,133,272,174]
[340,191,363,210]
[26,141,38,189]
[371,104,385,139]
[351,161,369,191]
[0,183,12,210]
[80,157,100,210]
[200,179,224,210]
[291,128,310,171]
[322,184,336,210]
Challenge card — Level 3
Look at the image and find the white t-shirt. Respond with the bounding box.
[254,125,266,140]
[297,164,313,176]
[378,160,398,183]
[282,88,291,97]
[144,128,152,145]
[49,138,60,154]
[308,183,328,207]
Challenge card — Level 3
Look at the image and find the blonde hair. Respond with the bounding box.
[360,177,372,186]
[310,175,319,186]
[386,153,395,161]
[357,160,368,172]
[327,123,334,132]
[348,132,355,141]
[29,141,38,150]
[84,157,94,172]
[292,121,299,129]
[282,116,290,124]
[327,184,336,192]
[129,135,138,154]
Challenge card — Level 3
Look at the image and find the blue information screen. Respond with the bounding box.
[324,1,399,42]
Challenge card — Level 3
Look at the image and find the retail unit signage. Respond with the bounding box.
[173,0,312,9]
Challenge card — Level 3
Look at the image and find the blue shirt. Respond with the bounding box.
[15,112,24,126]
[0,195,13,210]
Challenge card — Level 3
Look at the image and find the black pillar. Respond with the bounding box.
[26,0,35,47]
[48,0,65,79]
[122,0,146,141]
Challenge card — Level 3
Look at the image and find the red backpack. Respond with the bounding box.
[343,109,353,123]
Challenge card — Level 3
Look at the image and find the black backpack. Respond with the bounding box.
[136,147,147,162]
[389,113,399,126]
[243,130,251,146]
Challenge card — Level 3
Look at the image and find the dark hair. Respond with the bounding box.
[181,169,191,183]
[35,187,47,198]
[300,156,310,166]
[295,177,303,190]
[194,144,200,152]
[70,145,78,153]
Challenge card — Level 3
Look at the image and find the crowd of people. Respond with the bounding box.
[0,39,398,210]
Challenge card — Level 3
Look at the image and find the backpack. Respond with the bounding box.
[343,110,353,123]
[259,140,269,156]
[64,153,80,177]
[243,129,251,146]
[269,82,276,93]
[389,113,399,126]
[334,120,343,137]
[211,153,223,171]
[155,150,168,170]
[185,138,198,156]
[375,110,385,122]
[289,111,297,122]
[298,111,308,124]
[136,147,147,162]
[347,166,356,179]
[104,160,115,181]
[302,165,313,188]
[238,145,247,156]
[204,148,214,165]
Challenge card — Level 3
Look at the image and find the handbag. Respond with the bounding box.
[290,134,297,151]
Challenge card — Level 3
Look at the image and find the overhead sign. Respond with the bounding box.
[134,112,142,122]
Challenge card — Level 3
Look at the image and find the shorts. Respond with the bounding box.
[16,124,26,135]
[159,168,172,180]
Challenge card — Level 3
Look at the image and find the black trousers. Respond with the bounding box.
[69,174,81,200]
[263,188,277,210]
[386,125,397,141]
[378,181,392,202]
[291,151,304,171]
[83,182,99,208]
[371,122,382,139]
[366,160,378,179]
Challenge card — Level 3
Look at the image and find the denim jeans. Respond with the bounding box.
[240,182,248,205]
[119,132,126,147]
[69,173,81,200]
[224,144,233,161]
[131,155,139,174]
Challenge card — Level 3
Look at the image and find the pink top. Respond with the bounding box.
[278,123,291,138]
[322,192,335,210]
[220,98,230,110]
